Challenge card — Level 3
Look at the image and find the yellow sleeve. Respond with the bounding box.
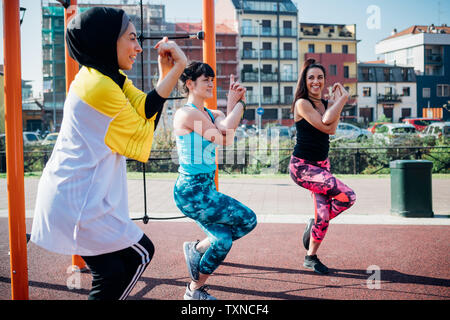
[72,67,155,162]
[120,71,151,120]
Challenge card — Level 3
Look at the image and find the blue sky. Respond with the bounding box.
[0,0,448,96]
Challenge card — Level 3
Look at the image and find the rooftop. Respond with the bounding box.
[382,24,450,41]
[231,0,297,13]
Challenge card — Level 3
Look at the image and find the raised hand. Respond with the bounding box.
[227,74,246,105]
[331,82,349,101]
[155,37,187,69]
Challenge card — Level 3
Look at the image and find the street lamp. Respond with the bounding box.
[256,20,262,130]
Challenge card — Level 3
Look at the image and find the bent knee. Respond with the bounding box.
[211,236,233,253]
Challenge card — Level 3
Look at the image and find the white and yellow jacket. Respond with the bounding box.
[31,67,164,256]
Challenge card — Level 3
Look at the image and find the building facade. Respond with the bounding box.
[357,63,417,124]
[375,25,450,120]
[216,0,299,126]
[299,23,359,121]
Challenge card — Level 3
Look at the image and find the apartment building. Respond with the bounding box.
[375,24,450,120]
[299,23,359,120]
[357,62,417,124]
[216,0,299,126]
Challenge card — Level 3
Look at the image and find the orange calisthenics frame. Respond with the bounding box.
[4,0,218,300]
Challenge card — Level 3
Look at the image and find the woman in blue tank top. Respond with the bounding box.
[290,58,356,275]
[173,62,257,300]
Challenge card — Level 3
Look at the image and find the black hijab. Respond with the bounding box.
[66,7,130,88]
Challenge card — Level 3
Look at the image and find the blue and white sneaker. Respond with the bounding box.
[183,241,202,281]
[184,284,217,300]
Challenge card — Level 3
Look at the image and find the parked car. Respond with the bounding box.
[259,126,292,142]
[0,132,42,147]
[420,121,450,142]
[0,134,5,151]
[23,131,42,146]
[401,117,442,132]
[373,123,419,145]
[289,125,296,138]
[234,127,248,142]
[367,122,389,134]
[240,124,258,136]
[331,123,372,142]
[41,132,59,146]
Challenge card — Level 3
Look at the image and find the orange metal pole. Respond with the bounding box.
[202,0,219,189]
[63,0,86,272]
[3,0,29,300]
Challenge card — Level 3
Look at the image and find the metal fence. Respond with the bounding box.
[3,145,448,174]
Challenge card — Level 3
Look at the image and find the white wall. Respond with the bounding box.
[358,82,417,122]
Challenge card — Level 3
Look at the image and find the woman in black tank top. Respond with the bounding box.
[289,58,356,274]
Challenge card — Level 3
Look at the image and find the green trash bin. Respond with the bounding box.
[390,160,433,218]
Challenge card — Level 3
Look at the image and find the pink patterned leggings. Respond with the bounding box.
[289,155,356,242]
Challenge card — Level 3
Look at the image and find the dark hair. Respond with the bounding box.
[291,58,326,112]
[180,61,215,93]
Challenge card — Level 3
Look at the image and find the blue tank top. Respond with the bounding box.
[176,103,217,175]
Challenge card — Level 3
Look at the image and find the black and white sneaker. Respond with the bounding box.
[303,254,329,274]
[302,218,314,250]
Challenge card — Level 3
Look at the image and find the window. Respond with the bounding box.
[263,87,272,96]
[262,64,272,73]
[329,65,337,76]
[402,87,410,96]
[406,48,414,65]
[326,44,332,53]
[283,43,293,51]
[401,108,411,118]
[384,87,393,95]
[423,87,431,98]
[363,87,371,97]
[243,64,253,72]
[344,66,349,78]
[437,84,450,97]
[283,21,292,28]
[216,64,222,76]
[342,45,348,54]
[308,44,315,53]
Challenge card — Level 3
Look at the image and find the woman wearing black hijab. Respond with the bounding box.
[30,7,187,300]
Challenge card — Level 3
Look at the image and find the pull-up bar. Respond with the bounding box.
[139,30,205,41]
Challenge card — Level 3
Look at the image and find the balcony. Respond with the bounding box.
[280,50,297,60]
[241,26,277,37]
[241,27,298,38]
[242,49,278,60]
[280,72,298,82]
[242,71,278,82]
[244,94,293,106]
[425,54,443,65]
[377,94,402,104]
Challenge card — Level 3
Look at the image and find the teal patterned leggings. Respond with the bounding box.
[174,172,257,275]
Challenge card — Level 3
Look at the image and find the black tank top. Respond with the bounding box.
[293,98,329,161]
